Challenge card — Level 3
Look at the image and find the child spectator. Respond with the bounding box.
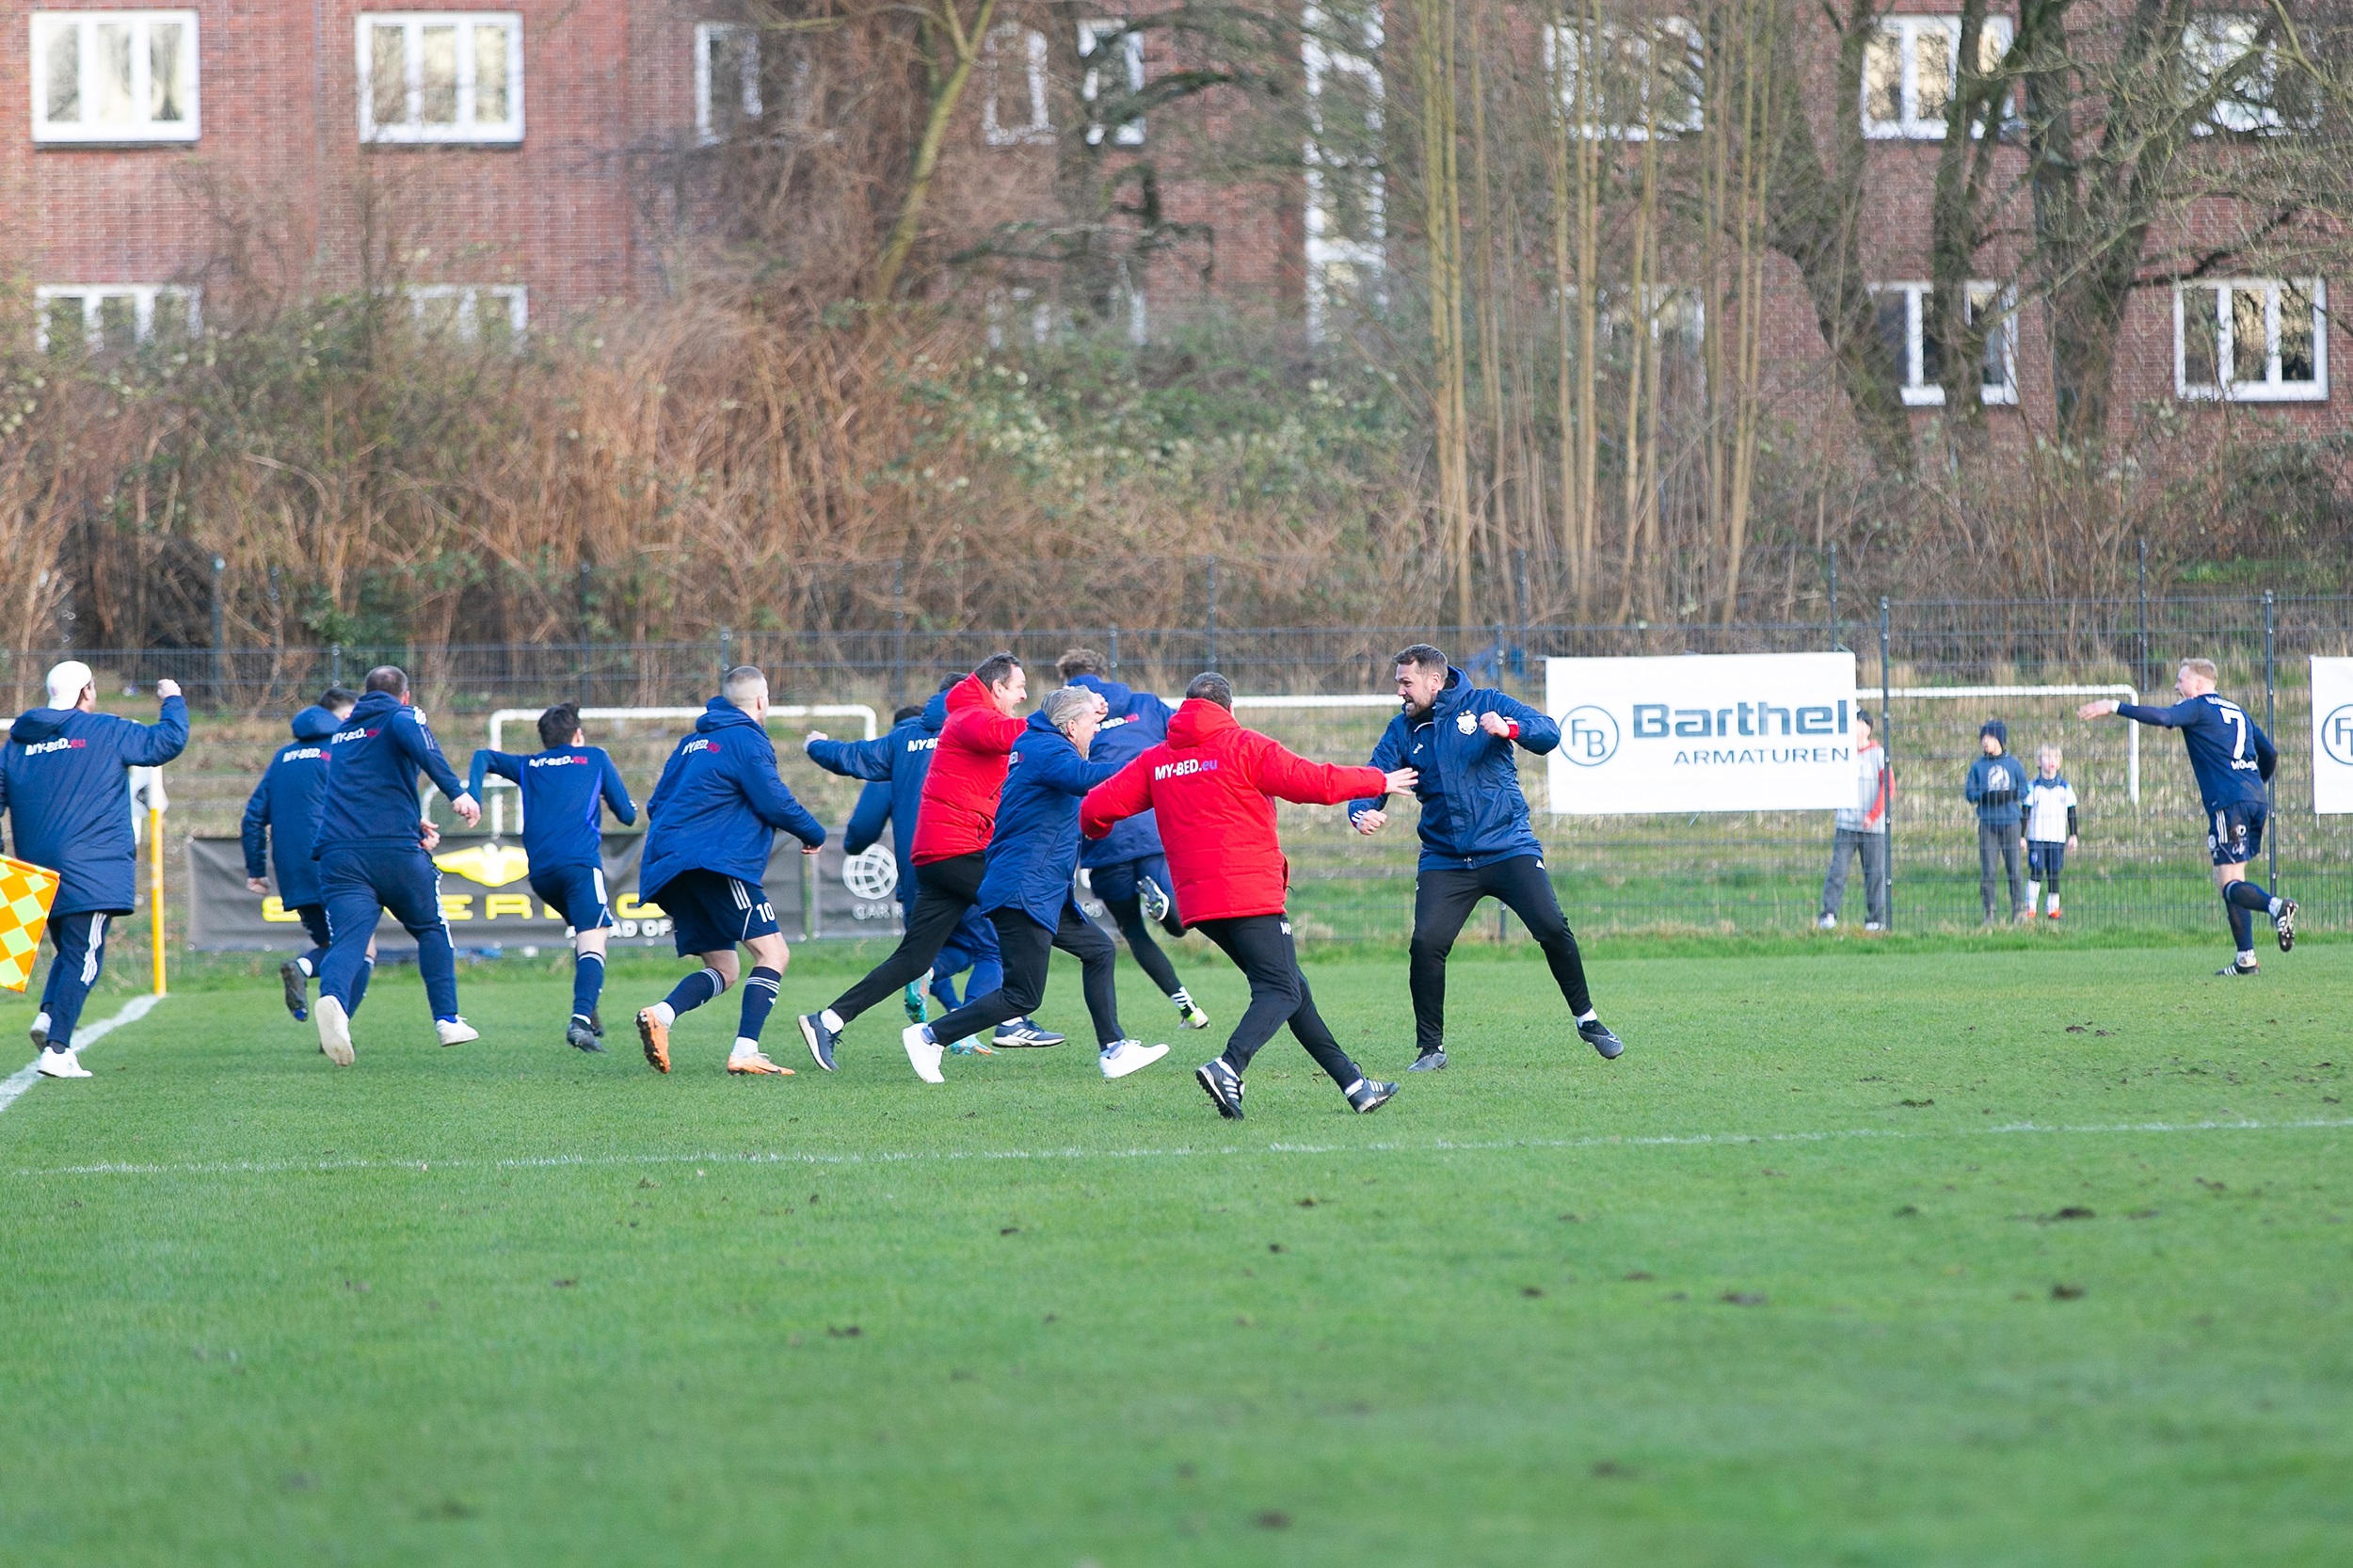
[1963,718,2031,924]
[1817,712,1890,931]
[2023,744,2080,920]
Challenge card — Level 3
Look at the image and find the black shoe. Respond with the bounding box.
[1195,1058,1245,1120]
[2217,960,2261,977]
[589,1008,605,1038]
[1407,1048,1447,1072]
[280,960,310,1023]
[1346,1079,1399,1113]
[566,1016,606,1053]
[798,1013,840,1071]
[1579,1018,1625,1060]
[2276,898,2297,952]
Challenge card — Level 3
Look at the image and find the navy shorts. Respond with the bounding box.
[1088,854,1171,909]
[2025,840,2066,878]
[655,869,778,957]
[530,863,615,934]
[292,902,332,949]
[2208,803,2266,867]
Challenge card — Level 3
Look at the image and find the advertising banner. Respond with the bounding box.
[2312,657,2353,814]
[1544,652,1862,814]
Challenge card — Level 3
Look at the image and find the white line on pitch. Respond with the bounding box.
[11,1112,2349,1180]
[0,993,166,1119]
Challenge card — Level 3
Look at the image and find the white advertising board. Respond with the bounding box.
[2312,657,2353,813]
[1545,652,1862,814]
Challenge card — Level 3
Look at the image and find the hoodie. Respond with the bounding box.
[639,697,825,901]
[240,704,344,906]
[910,674,1028,865]
[1063,672,1176,868]
[1963,748,2030,828]
[1349,666,1560,870]
[0,693,189,915]
[975,709,1123,930]
[807,684,948,906]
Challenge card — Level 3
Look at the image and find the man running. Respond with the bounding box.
[1056,648,1211,1035]
[2080,658,2290,975]
[468,702,638,1053]
[799,652,1042,1073]
[904,685,1168,1082]
[241,685,360,1025]
[1349,644,1623,1071]
[632,666,824,1076]
[1083,672,1417,1119]
[0,663,188,1080]
[309,666,484,1064]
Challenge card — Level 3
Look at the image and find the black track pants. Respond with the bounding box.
[926,904,1125,1048]
[1192,913,1361,1089]
[829,852,986,1023]
[1408,856,1593,1055]
[1100,892,1185,996]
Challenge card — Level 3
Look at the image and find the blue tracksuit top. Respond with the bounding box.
[976,710,1123,930]
[1962,752,2031,827]
[640,698,825,902]
[844,778,894,857]
[240,704,344,905]
[2116,694,2276,813]
[466,744,637,872]
[312,691,470,854]
[806,687,947,908]
[0,695,189,915]
[1349,667,1560,871]
[1064,673,1174,868]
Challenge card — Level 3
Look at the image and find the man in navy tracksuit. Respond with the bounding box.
[903,685,1168,1083]
[468,701,638,1052]
[2082,658,2290,974]
[310,666,484,1064]
[0,662,188,1079]
[1350,644,1624,1072]
[242,686,360,1025]
[632,666,825,1077]
[1057,649,1211,1035]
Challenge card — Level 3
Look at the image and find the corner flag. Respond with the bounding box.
[0,856,60,993]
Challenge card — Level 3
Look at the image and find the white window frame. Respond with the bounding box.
[405,283,529,341]
[1078,19,1145,147]
[1870,280,2017,407]
[982,24,1051,146]
[1861,14,2012,140]
[29,11,200,144]
[2185,17,2313,136]
[33,284,200,351]
[694,21,762,145]
[2174,278,2328,403]
[1544,16,1703,141]
[1304,2,1386,343]
[356,12,524,145]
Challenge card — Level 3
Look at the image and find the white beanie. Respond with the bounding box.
[44,661,94,711]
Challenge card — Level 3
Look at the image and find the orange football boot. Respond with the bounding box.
[637,1008,670,1073]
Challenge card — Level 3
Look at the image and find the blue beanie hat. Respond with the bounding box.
[1980,717,2008,747]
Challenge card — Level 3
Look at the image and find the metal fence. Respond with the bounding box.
[31,590,2353,944]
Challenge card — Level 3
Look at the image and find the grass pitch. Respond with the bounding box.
[2,942,2348,1565]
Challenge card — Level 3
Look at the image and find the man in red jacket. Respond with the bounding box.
[1083,672,1420,1119]
[798,653,1062,1074]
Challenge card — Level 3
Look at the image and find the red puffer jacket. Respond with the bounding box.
[911,674,1028,864]
[1081,697,1387,923]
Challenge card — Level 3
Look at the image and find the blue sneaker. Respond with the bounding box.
[1140,876,1172,923]
[995,1018,1065,1048]
[798,1012,840,1071]
[946,1035,997,1056]
[1345,1078,1399,1113]
[1195,1057,1245,1119]
[903,984,928,1025]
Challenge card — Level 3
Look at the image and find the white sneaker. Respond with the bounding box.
[1817,913,1837,931]
[1864,921,1884,932]
[1099,1039,1170,1080]
[436,1017,480,1048]
[316,996,355,1065]
[28,1012,50,1049]
[35,1048,90,1080]
[901,1022,946,1084]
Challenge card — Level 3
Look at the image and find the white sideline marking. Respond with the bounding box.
[10,1112,2348,1180]
[0,994,167,1118]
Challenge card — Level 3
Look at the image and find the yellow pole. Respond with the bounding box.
[149,805,166,996]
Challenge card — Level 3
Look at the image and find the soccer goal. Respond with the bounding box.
[1881,684,2142,804]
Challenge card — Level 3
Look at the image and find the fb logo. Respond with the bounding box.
[1561,706,1619,766]
[842,846,898,903]
[2324,705,2353,768]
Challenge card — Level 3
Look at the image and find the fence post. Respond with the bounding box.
[2265,589,2278,893]
[1204,555,1219,672]
[2137,539,2150,692]
[890,555,907,702]
[1826,543,1839,648]
[1880,596,1894,931]
[329,642,343,688]
[209,556,227,708]
[1513,547,1529,654]
[720,627,732,685]
[1108,622,1119,677]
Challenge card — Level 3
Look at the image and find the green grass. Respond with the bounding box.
[3,944,2349,1565]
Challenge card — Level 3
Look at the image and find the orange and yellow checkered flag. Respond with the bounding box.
[0,856,60,994]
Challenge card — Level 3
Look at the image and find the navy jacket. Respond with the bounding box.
[806,687,946,908]
[1349,668,1559,871]
[466,745,636,872]
[240,704,343,906]
[1064,673,1174,868]
[0,696,188,915]
[977,710,1122,930]
[640,698,825,901]
[2118,694,2276,813]
[1962,752,2031,827]
[312,691,469,855]
[844,778,893,857]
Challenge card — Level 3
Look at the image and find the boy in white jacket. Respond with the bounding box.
[1817,713,1891,931]
[2023,744,2080,920]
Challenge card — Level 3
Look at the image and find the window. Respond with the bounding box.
[2176,280,2326,402]
[1862,15,2011,139]
[1870,281,2016,407]
[406,284,527,342]
[30,11,199,143]
[982,24,1050,145]
[1078,20,1144,146]
[695,22,761,144]
[1304,0,1386,342]
[2185,17,2317,136]
[357,13,523,143]
[34,285,199,353]
[1545,17,1702,140]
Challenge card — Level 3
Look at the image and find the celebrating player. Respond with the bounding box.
[1348,644,1623,1072]
[2080,659,2291,975]
[0,662,188,1080]
[241,685,360,1026]
[309,666,484,1064]
[1056,648,1211,1034]
[1083,672,1416,1120]
[468,702,638,1053]
[632,667,824,1076]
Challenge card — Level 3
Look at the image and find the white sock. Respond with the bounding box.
[730,1037,761,1058]
[296,956,314,977]
[1577,1009,1598,1025]
[821,1008,844,1032]
[1341,1078,1364,1096]
[2048,893,2060,912]
[2238,950,2256,967]
[32,1011,49,1032]
[650,1001,676,1028]
[2268,896,2283,917]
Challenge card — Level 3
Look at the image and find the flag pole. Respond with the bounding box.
[149,800,167,996]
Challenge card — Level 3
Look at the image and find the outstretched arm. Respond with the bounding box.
[1081,757,1156,839]
[1349,722,1408,833]
[1250,733,1404,807]
[466,748,523,803]
[2082,696,2195,726]
[805,732,896,781]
